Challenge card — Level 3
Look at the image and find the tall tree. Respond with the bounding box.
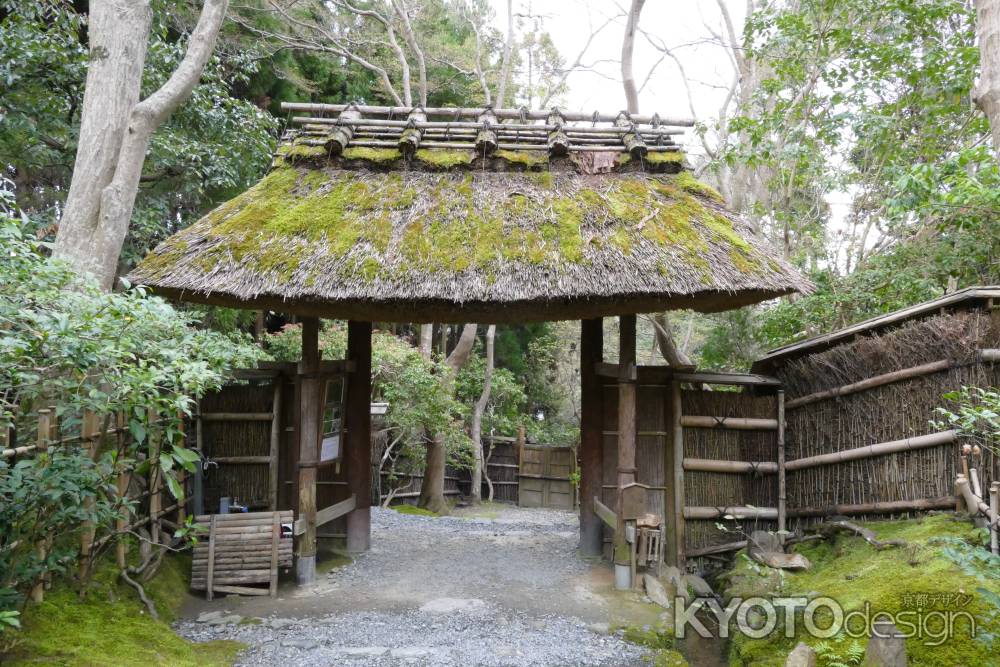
[468,324,496,503]
[977,0,1000,159]
[53,0,230,289]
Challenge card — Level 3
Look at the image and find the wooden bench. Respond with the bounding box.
[190,510,293,599]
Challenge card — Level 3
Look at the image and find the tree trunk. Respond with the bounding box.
[469,324,496,503]
[977,0,1000,160]
[621,0,646,116]
[54,0,229,289]
[417,323,478,513]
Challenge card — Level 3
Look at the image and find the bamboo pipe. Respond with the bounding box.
[785,430,957,471]
[684,506,778,520]
[787,496,956,518]
[785,349,1000,410]
[991,483,999,556]
[970,468,983,498]
[682,458,778,474]
[679,416,779,430]
[280,102,695,126]
[955,475,999,527]
[291,115,687,134]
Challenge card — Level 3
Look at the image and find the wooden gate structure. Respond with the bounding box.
[518,443,576,509]
[129,101,809,586]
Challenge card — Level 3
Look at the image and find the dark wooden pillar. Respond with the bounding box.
[614,314,637,569]
[345,320,372,553]
[296,317,321,585]
[579,319,604,558]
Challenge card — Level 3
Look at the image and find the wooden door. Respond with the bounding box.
[518,445,576,509]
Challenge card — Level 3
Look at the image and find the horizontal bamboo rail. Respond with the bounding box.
[292,115,685,135]
[684,506,778,520]
[785,430,957,472]
[281,102,695,126]
[200,412,274,422]
[787,496,956,518]
[683,458,778,474]
[785,349,1000,410]
[680,416,779,431]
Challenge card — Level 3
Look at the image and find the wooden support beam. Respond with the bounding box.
[210,456,273,465]
[670,382,685,569]
[685,540,748,558]
[345,321,372,554]
[614,315,637,576]
[579,319,604,558]
[682,458,778,474]
[785,430,957,471]
[777,390,787,542]
[593,497,617,530]
[294,495,357,535]
[295,317,320,585]
[269,381,282,511]
[680,416,779,430]
[684,506,778,520]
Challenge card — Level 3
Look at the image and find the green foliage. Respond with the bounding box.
[0,0,278,269]
[455,347,526,439]
[266,322,471,477]
[812,636,865,667]
[0,200,261,612]
[933,386,1000,458]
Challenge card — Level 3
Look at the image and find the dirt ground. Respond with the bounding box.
[174,504,670,666]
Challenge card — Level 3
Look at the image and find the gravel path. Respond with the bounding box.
[175,505,653,666]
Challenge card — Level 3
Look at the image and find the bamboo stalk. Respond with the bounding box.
[280,102,695,126]
[682,458,778,474]
[956,475,999,526]
[991,483,999,556]
[785,431,957,471]
[679,416,779,431]
[291,115,686,134]
[777,390,787,542]
[685,540,748,558]
[788,496,956,518]
[971,468,983,498]
[684,506,778,520]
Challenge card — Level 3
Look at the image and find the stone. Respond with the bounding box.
[339,647,389,657]
[196,610,242,626]
[196,611,224,623]
[785,642,817,667]
[642,573,672,610]
[265,617,297,629]
[755,552,812,571]
[390,647,433,658]
[587,622,610,635]
[748,530,783,557]
[681,574,714,598]
[863,621,907,666]
[281,639,319,650]
[660,565,687,600]
[418,597,486,614]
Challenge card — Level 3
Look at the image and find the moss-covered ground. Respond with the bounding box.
[391,503,439,517]
[721,515,1000,666]
[7,555,243,666]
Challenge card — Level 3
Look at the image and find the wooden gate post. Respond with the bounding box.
[669,381,686,569]
[579,318,604,557]
[345,320,372,554]
[296,317,321,585]
[614,315,637,583]
[777,390,787,544]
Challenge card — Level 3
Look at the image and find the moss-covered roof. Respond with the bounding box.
[130,151,811,322]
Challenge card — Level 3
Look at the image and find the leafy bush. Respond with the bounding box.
[0,194,261,615]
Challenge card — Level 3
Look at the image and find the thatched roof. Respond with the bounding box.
[130,104,811,322]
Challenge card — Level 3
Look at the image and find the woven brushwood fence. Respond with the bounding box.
[680,389,778,556]
[2,407,189,603]
[777,311,1000,528]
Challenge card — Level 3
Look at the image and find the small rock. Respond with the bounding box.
[339,646,389,656]
[196,611,224,623]
[418,597,486,614]
[199,611,242,626]
[281,639,319,650]
[681,573,714,598]
[785,642,817,667]
[391,647,432,658]
[642,573,672,610]
[748,530,783,558]
[265,617,297,629]
[863,620,907,666]
[587,622,610,635]
[755,552,811,571]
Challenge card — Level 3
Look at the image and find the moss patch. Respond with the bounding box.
[391,504,439,516]
[674,171,724,204]
[135,166,766,288]
[8,555,243,666]
[493,149,548,169]
[644,151,685,165]
[341,147,402,164]
[723,515,1000,667]
[617,623,688,666]
[414,149,474,168]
